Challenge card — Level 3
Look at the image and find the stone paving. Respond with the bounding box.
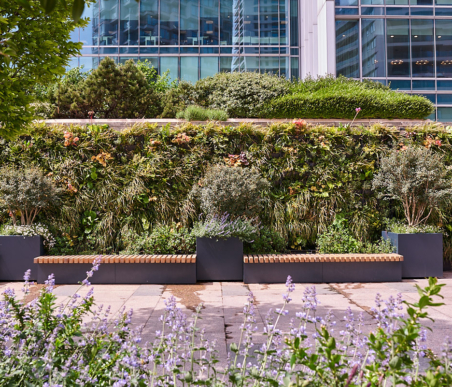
[1,272,452,364]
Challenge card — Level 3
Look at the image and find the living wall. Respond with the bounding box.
[0,122,451,256]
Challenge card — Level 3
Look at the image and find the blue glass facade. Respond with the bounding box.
[68,0,452,119]
[335,0,452,120]
[70,0,299,80]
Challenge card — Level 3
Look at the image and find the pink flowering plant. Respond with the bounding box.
[1,264,451,386]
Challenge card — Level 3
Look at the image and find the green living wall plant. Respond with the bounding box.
[0,122,451,256]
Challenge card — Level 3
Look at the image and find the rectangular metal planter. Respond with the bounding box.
[0,236,44,281]
[383,232,443,278]
[196,237,243,281]
[243,262,323,284]
[36,262,196,284]
[322,261,402,282]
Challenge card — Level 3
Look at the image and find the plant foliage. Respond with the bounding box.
[190,164,270,219]
[194,72,290,118]
[55,58,161,118]
[0,166,61,226]
[1,267,451,386]
[261,75,434,119]
[373,146,452,227]
[1,122,452,255]
[0,0,88,138]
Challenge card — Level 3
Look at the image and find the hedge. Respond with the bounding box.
[260,87,435,119]
[0,122,451,256]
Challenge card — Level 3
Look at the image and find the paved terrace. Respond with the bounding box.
[2,272,452,363]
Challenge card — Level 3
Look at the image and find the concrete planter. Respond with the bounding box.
[0,236,44,281]
[196,237,243,281]
[383,231,443,278]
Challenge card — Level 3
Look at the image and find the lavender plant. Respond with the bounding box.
[191,213,259,242]
[1,264,451,387]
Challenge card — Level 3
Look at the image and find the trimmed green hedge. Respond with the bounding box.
[260,88,435,119]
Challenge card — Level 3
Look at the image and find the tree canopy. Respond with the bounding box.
[0,0,88,139]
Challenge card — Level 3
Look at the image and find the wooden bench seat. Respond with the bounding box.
[34,255,196,284]
[243,253,403,283]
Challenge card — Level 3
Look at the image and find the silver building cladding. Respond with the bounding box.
[69,0,452,120]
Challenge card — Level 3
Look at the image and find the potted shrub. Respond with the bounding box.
[373,146,452,278]
[0,166,60,281]
[190,164,269,281]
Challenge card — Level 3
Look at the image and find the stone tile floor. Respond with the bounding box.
[1,272,452,364]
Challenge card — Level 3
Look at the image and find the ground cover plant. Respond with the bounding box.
[1,264,451,386]
[1,122,452,259]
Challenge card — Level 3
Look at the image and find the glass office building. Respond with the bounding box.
[69,0,452,120]
[70,0,300,81]
[335,0,452,120]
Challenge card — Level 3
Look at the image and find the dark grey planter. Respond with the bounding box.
[382,231,443,278]
[196,237,243,281]
[0,236,44,281]
[36,262,196,284]
[244,262,323,284]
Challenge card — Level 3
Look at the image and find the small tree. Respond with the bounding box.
[372,146,452,227]
[56,58,161,118]
[190,164,270,219]
[0,166,61,226]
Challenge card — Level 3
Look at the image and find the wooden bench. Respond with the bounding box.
[34,255,196,284]
[243,253,403,283]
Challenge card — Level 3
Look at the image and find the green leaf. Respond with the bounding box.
[72,0,85,22]
[41,0,58,13]
[389,356,402,370]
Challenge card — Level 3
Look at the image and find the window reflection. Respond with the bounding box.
[100,0,118,45]
[411,19,434,77]
[362,19,385,77]
[336,20,360,77]
[180,0,198,45]
[160,0,179,45]
[81,3,99,45]
[436,20,452,78]
[220,0,233,45]
[140,0,158,46]
[120,0,138,45]
[244,0,259,45]
[181,57,199,83]
[260,0,279,45]
[387,19,410,77]
[201,0,219,45]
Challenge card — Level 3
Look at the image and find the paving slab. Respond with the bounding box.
[3,272,452,362]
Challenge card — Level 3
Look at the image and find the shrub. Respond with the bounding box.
[373,146,452,227]
[0,166,61,226]
[317,217,395,254]
[191,213,259,242]
[56,58,161,118]
[121,223,195,254]
[176,106,229,121]
[30,101,56,119]
[190,164,270,219]
[0,223,56,249]
[159,80,196,118]
[261,76,435,119]
[194,72,290,117]
[386,218,443,234]
[244,226,286,253]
